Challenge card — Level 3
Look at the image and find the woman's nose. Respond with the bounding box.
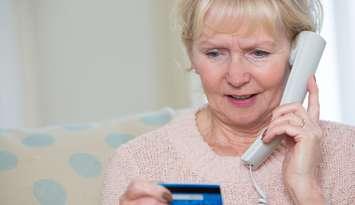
[225,56,251,87]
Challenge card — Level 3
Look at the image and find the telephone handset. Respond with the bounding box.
[241,31,326,170]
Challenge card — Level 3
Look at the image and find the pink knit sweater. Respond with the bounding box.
[102,110,355,205]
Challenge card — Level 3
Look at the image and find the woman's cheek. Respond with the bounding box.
[256,62,289,88]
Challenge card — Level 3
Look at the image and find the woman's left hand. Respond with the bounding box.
[262,76,325,205]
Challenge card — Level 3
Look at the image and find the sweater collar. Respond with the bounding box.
[167,106,286,182]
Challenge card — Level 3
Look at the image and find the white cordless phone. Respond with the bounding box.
[241,31,326,169]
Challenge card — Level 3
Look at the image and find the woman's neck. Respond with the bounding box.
[196,107,270,156]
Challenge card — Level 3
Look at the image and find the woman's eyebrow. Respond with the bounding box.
[196,35,278,49]
[197,40,277,51]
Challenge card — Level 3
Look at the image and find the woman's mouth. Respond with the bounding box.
[230,94,255,100]
[226,94,258,107]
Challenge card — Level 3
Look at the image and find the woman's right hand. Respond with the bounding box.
[119,180,173,205]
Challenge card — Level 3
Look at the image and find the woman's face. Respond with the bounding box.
[190,24,291,128]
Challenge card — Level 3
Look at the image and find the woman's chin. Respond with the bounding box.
[208,103,267,128]
[217,113,252,126]
[222,112,267,129]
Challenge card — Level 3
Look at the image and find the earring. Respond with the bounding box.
[190,67,199,74]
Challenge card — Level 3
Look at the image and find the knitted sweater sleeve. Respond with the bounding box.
[102,144,139,205]
[321,122,355,204]
[332,131,355,204]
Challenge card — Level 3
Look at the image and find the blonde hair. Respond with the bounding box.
[176,0,323,49]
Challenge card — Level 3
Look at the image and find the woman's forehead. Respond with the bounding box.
[196,28,282,50]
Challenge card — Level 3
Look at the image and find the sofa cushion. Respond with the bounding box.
[0,108,175,205]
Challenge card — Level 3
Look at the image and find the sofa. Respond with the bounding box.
[0,107,177,205]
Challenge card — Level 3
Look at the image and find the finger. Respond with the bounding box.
[133,197,169,205]
[307,75,320,121]
[125,180,172,203]
[272,103,308,121]
[120,197,168,205]
[263,122,303,143]
[269,112,305,128]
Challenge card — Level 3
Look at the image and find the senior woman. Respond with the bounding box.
[103,0,355,204]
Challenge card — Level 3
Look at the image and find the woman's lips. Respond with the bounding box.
[226,94,257,108]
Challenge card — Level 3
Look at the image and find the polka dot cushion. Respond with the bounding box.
[0,108,176,205]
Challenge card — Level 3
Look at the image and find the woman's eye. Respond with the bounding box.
[250,49,270,58]
[205,49,222,58]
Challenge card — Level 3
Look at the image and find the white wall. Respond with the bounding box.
[0,0,25,128]
[332,1,355,125]
[317,0,341,123]
[15,0,190,126]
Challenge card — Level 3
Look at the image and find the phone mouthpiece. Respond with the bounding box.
[241,132,282,170]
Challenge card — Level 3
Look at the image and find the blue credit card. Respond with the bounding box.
[161,184,223,205]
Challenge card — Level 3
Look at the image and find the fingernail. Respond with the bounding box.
[162,192,172,202]
[261,129,267,140]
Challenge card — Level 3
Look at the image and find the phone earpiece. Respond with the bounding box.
[289,35,301,66]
